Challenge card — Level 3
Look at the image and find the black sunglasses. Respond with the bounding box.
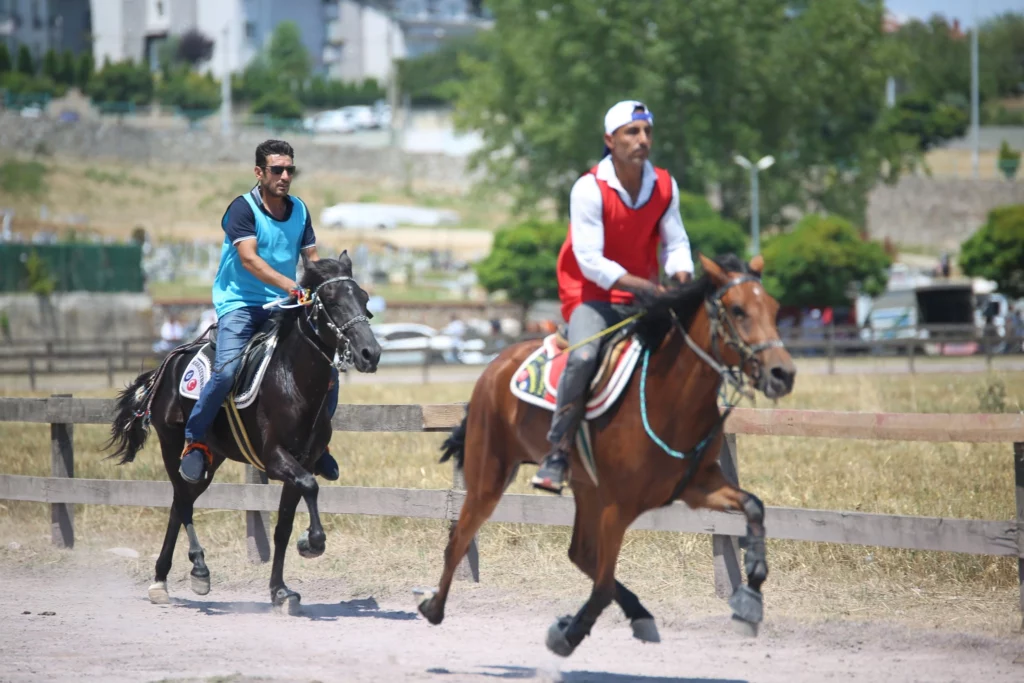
[264,165,296,176]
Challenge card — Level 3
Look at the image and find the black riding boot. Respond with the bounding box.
[532,400,585,494]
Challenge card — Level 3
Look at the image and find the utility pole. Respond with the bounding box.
[970,12,979,178]
[220,23,232,136]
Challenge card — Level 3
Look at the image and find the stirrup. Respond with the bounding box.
[531,452,569,494]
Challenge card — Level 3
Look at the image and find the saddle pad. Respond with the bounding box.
[509,333,642,420]
[178,334,279,410]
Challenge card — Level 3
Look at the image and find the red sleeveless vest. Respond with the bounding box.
[556,164,673,321]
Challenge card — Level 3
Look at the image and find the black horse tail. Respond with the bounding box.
[439,404,468,470]
[105,370,156,465]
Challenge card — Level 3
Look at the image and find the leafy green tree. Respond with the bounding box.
[0,43,11,75]
[157,68,221,111]
[16,45,34,76]
[677,192,748,261]
[58,50,77,85]
[959,205,1024,299]
[397,33,491,105]
[761,214,890,308]
[41,49,59,82]
[878,93,969,151]
[475,219,566,317]
[250,92,304,120]
[266,21,311,87]
[77,51,95,87]
[455,0,903,227]
[87,60,154,105]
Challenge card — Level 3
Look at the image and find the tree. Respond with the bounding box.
[58,50,77,86]
[87,60,154,106]
[266,21,311,87]
[250,91,304,120]
[16,45,34,76]
[959,205,1024,299]
[677,192,748,261]
[176,29,215,66]
[454,0,905,226]
[157,68,221,112]
[41,49,59,82]
[0,43,10,75]
[397,33,491,106]
[878,93,969,151]
[77,51,95,88]
[475,219,566,317]
[761,214,890,309]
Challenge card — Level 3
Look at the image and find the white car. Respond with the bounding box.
[372,322,489,366]
[303,110,356,134]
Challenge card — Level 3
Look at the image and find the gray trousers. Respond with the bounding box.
[547,301,633,447]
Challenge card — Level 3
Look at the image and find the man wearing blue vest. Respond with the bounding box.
[179,139,340,484]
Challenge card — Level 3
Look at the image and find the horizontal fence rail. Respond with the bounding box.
[0,396,1022,626]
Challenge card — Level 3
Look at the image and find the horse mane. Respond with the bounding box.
[633,253,755,349]
[299,258,347,289]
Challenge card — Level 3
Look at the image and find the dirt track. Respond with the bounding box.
[1,560,1021,683]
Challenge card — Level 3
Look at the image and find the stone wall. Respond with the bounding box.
[866,176,1024,249]
[0,293,154,341]
[0,113,474,188]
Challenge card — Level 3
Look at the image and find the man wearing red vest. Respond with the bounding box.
[532,100,694,494]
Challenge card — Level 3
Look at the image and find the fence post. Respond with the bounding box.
[106,355,115,388]
[245,465,271,563]
[451,459,479,582]
[1014,441,1024,631]
[712,433,742,599]
[45,341,53,373]
[28,357,36,391]
[122,340,131,370]
[50,393,74,549]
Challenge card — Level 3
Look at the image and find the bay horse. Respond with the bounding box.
[417,253,796,656]
[106,252,381,613]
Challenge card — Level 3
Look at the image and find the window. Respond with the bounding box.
[244,21,256,39]
[156,1,164,16]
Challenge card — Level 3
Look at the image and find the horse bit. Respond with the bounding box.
[297,276,370,372]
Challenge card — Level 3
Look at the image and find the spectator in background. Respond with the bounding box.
[442,314,468,363]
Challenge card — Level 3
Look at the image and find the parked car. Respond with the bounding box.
[303,109,356,134]
[372,322,490,366]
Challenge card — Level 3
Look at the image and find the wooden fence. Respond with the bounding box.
[0,395,1022,624]
[2,327,1022,389]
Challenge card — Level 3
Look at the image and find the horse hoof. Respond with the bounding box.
[631,617,660,643]
[731,615,759,638]
[413,587,442,625]
[148,581,169,605]
[728,585,764,625]
[545,616,576,658]
[190,573,211,596]
[296,530,325,559]
[272,588,302,616]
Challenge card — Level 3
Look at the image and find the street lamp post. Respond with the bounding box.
[733,154,775,256]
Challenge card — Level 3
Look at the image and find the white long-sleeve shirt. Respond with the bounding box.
[568,156,694,290]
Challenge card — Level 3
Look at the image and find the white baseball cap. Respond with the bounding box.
[604,100,654,136]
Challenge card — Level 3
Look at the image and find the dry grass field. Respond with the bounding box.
[1,370,1023,637]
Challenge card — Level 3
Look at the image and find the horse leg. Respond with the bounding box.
[681,464,766,637]
[150,429,216,601]
[568,485,658,643]
[418,428,512,626]
[265,446,326,559]
[267,483,303,614]
[547,503,631,657]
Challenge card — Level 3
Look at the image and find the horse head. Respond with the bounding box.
[300,251,381,373]
[697,253,795,400]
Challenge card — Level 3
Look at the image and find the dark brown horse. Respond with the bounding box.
[417,253,796,656]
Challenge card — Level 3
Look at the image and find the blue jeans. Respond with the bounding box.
[185,306,339,444]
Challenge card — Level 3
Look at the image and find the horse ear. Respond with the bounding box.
[698,253,729,287]
[337,249,352,274]
[749,254,764,275]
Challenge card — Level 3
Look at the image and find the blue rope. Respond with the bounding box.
[639,348,712,460]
